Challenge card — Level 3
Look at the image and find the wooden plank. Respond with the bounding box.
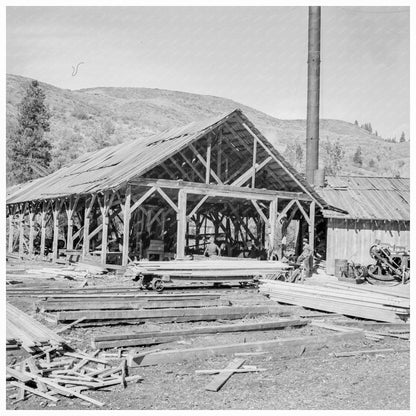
[155,186,178,212]
[334,348,395,358]
[57,305,289,322]
[189,143,222,185]
[130,186,156,214]
[55,317,87,333]
[205,358,245,391]
[10,381,59,402]
[52,200,60,262]
[128,331,364,367]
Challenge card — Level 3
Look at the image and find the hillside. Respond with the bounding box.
[6,74,409,185]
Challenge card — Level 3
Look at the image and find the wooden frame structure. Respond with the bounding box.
[6,109,338,266]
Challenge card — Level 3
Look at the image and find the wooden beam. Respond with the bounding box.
[8,211,14,253]
[128,331,364,367]
[130,186,156,214]
[155,187,178,212]
[100,193,110,264]
[28,207,36,258]
[277,200,297,222]
[252,136,257,188]
[231,157,272,187]
[187,195,209,220]
[205,358,245,391]
[179,151,205,182]
[40,202,48,258]
[18,205,25,259]
[251,200,269,226]
[169,157,193,181]
[205,137,212,184]
[82,195,96,258]
[122,185,132,267]
[309,201,316,251]
[189,143,223,185]
[268,197,278,252]
[52,200,60,262]
[295,200,310,225]
[217,134,222,181]
[176,189,187,259]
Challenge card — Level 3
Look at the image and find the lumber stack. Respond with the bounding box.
[92,318,309,349]
[6,349,141,407]
[6,303,67,353]
[40,293,228,312]
[259,280,410,323]
[132,259,291,280]
[56,305,293,325]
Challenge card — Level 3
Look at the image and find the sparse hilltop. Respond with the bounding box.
[6,74,409,185]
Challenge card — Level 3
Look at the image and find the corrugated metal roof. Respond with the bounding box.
[6,109,331,209]
[318,176,409,221]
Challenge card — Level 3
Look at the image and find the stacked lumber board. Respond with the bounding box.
[6,303,67,353]
[259,280,410,323]
[6,348,141,407]
[56,305,293,325]
[40,293,228,311]
[132,259,291,280]
[6,286,143,297]
[92,318,309,349]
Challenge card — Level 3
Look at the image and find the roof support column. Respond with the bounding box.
[28,205,36,259]
[308,200,316,254]
[268,197,278,255]
[176,189,187,259]
[52,200,60,262]
[100,193,111,265]
[122,185,132,267]
[82,195,96,259]
[8,208,15,253]
[65,196,79,251]
[18,204,25,259]
[40,202,47,259]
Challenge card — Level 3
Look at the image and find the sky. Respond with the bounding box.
[6,6,410,139]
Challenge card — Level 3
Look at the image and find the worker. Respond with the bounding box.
[269,213,289,260]
[204,236,221,257]
[297,238,313,279]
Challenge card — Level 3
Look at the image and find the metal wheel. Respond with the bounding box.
[151,278,164,292]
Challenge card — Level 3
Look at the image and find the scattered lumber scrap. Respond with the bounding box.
[6,349,142,407]
[333,348,395,358]
[56,305,293,325]
[204,358,245,392]
[196,365,267,375]
[259,280,410,323]
[6,303,67,352]
[127,331,364,367]
[92,318,309,349]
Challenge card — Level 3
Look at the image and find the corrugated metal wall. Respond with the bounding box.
[326,218,410,275]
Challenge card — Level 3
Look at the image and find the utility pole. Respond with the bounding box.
[305,6,321,185]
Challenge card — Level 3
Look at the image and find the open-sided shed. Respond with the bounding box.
[6,109,339,266]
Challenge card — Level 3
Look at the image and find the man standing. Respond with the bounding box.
[298,238,313,279]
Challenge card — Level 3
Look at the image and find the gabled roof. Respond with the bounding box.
[6,109,331,209]
[318,176,410,221]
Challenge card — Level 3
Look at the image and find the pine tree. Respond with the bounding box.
[8,80,52,184]
[353,146,363,167]
[400,131,406,142]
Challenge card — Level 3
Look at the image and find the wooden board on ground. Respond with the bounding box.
[205,358,245,392]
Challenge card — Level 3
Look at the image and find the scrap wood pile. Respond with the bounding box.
[6,348,141,407]
[6,303,141,407]
[259,279,410,323]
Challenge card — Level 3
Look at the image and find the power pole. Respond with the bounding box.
[305,6,321,184]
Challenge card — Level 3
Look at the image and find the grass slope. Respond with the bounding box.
[6,73,409,184]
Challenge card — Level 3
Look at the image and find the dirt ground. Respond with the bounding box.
[6,259,410,410]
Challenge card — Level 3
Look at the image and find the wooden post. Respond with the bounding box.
[252,137,257,188]
[176,189,187,259]
[40,202,47,259]
[101,193,110,265]
[52,200,60,262]
[309,201,316,252]
[82,195,96,259]
[205,137,212,184]
[18,205,25,259]
[8,208,14,253]
[28,205,36,258]
[268,197,278,253]
[122,185,132,266]
[65,197,75,251]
